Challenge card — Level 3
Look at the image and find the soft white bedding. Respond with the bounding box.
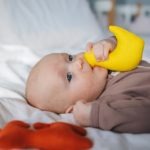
[0,0,150,150]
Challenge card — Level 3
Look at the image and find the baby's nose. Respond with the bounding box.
[73,58,83,70]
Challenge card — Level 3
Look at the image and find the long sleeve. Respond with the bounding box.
[89,61,150,133]
[90,94,150,133]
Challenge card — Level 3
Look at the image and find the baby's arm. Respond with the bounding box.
[73,95,150,133]
[86,36,117,61]
[91,95,150,133]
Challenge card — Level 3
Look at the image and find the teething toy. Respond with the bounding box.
[84,26,144,71]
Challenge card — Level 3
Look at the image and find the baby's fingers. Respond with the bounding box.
[103,46,109,60]
[94,44,110,61]
[93,44,105,61]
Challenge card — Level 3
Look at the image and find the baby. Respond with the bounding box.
[26,37,150,133]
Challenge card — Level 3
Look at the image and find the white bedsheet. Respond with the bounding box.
[0,44,150,150]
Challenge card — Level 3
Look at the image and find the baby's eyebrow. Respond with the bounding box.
[65,53,69,59]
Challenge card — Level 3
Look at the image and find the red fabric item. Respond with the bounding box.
[0,120,92,150]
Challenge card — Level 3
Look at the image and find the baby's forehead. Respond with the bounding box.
[37,54,61,70]
[38,53,67,86]
[42,53,64,70]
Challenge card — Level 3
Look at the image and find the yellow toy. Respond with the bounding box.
[84,26,144,71]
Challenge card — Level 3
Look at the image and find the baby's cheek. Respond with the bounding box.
[81,78,96,96]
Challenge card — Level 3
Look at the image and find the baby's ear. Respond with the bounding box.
[65,105,73,113]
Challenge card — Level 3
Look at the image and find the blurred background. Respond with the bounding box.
[89,0,150,58]
[89,0,150,34]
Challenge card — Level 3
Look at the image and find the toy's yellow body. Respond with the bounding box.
[84,26,144,71]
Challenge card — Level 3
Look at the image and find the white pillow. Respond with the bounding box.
[0,0,104,56]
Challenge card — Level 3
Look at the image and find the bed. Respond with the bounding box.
[0,0,150,149]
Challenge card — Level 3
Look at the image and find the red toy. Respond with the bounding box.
[0,120,92,150]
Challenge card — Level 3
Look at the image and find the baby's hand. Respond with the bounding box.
[86,36,116,61]
[72,101,92,127]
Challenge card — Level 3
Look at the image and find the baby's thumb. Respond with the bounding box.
[94,45,105,61]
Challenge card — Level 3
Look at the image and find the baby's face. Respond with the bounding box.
[26,53,108,113]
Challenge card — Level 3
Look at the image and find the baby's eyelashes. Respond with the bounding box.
[68,54,74,61]
[67,72,72,82]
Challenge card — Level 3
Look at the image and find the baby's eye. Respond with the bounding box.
[68,54,73,61]
[67,72,72,82]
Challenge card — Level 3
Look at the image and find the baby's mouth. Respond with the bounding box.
[82,59,93,72]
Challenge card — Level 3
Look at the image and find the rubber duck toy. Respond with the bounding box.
[84,25,144,71]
